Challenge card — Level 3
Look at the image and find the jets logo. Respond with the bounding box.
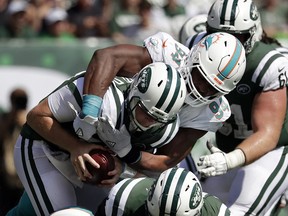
[137,67,151,93]
[237,84,251,95]
[250,2,259,21]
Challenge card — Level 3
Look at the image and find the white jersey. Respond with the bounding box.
[143,32,231,132]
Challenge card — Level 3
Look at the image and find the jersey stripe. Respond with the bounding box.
[68,82,82,108]
[255,146,288,215]
[245,147,288,215]
[112,179,132,216]
[255,53,283,86]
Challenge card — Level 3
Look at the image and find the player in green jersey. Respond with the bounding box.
[96,167,231,216]
[181,0,288,215]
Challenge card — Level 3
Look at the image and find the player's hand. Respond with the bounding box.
[68,101,98,141]
[96,116,132,158]
[197,141,228,177]
[98,157,123,187]
[73,114,98,141]
[70,142,106,181]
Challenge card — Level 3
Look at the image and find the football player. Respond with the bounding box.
[11,62,187,215]
[182,0,288,215]
[96,167,230,216]
[74,31,246,182]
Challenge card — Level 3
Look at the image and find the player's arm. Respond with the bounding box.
[26,98,107,181]
[198,88,287,177]
[238,88,286,163]
[84,44,152,97]
[133,128,206,172]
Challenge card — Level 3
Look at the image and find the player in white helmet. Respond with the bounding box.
[96,167,230,216]
[8,62,187,215]
[178,14,207,45]
[72,31,246,178]
[181,0,288,215]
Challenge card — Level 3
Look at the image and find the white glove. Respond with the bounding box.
[197,142,245,177]
[69,102,98,141]
[73,114,98,141]
[96,116,132,158]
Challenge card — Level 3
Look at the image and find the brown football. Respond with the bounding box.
[85,149,115,184]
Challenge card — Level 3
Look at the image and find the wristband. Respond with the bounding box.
[226,148,246,169]
[120,162,137,179]
[81,94,103,118]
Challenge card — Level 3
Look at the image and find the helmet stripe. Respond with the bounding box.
[220,0,238,26]
[216,39,243,81]
[170,170,188,215]
[229,0,238,26]
[155,65,172,109]
[220,0,228,25]
[165,68,182,113]
[159,167,177,215]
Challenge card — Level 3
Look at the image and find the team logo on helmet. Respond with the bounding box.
[137,67,151,93]
[250,2,259,21]
[189,182,202,209]
[200,33,221,50]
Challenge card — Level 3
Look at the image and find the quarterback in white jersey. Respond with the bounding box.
[11,62,187,215]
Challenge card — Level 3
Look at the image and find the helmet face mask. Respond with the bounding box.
[207,0,263,53]
[147,167,203,216]
[180,32,246,107]
[127,62,186,133]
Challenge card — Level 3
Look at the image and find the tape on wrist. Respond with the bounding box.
[120,162,137,179]
[226,148,246,169]
[81,94,103,118]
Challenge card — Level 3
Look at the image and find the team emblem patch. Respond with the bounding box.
[236,84,251,94]
[190,182,202,209]
[137,67,151,93]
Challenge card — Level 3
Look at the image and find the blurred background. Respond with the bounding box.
[0,0,287,215]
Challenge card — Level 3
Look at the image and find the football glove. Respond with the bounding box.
[96,116,141,164]
[198,141,245,177]
[69,102,98,141]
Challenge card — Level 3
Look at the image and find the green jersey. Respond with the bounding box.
[216,41,288,152]
[96,178,231,216]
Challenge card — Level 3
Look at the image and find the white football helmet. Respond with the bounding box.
[207,0,263,53]
[180,32,246,107]
[147,167,203,216]
[50,207,93,216]
[179,14,207,45]
[127,62,186,132]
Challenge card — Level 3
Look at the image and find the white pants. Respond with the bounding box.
[195,138,288,215]
[14,135,110,216]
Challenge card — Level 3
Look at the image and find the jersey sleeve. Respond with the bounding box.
[48,78,83,122]
[179,97,231,132]
[252,50,288,90]
[143,32,190,68]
